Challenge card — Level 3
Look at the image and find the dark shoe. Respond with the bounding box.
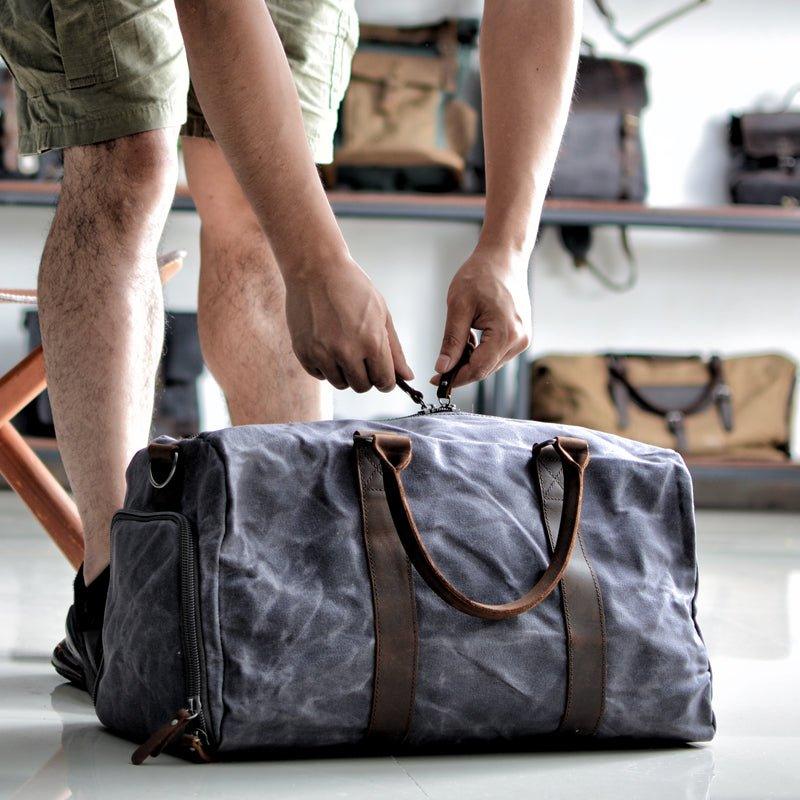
[52,565,109,697]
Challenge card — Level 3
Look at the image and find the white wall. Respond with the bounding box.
[1,0,798,448]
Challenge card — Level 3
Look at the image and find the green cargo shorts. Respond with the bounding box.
[0,0,357,163]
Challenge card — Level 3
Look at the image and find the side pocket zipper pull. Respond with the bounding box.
[131,705,196,765]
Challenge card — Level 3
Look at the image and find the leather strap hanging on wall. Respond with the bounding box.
[353,431,606,742]
[589,0,710,49]
[558,225,638,293]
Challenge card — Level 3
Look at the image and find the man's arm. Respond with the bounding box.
[174,0,412,393]
[431,0,581,387]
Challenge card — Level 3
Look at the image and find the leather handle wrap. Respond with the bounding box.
[358,432,589,621]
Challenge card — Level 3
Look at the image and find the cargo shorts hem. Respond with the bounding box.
[181,108,336,165]
[17,100,187,156]
[305,126,334,165]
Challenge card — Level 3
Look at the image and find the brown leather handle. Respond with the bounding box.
[356,432,590,621]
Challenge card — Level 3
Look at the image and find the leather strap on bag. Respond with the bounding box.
[354,436,419,746]
[356,433,589,621]
[353,432,604,741]
[362,433,589,621]
[536,443,607,736]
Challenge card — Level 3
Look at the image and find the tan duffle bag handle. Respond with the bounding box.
[356,432,590,621]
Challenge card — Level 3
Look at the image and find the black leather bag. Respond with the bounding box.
[549,54,648,201]
[730,99,800,206]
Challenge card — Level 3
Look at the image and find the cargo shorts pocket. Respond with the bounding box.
[327,6,358,109]
[52,0,118,89]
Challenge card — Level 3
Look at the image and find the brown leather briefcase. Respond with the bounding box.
[530,353,796,460]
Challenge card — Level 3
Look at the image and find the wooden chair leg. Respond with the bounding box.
[0,345,46,425]
[0,422,83,567]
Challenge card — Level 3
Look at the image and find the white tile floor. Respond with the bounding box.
[1,491,798,800]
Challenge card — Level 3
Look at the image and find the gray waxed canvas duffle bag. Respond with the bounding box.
[94,374,715,764]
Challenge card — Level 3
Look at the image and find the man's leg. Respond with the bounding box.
[38,129,178,584]
[182,136,330,425]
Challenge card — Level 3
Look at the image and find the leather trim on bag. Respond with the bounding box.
[353,435,419,746]
[363,433,589,621]
[536,444,607,736]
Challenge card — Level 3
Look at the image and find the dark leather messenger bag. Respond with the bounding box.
[549,52,648,201]
[94,351,714,764]
[729,88,800,207]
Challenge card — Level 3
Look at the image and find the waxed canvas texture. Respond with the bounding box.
[96,412,715,753]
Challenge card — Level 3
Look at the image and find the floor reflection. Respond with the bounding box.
[3,684,715,800]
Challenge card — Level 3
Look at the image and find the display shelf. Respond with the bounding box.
[687,459,800,511]
[4,178,799,511]
[3,180,800,234]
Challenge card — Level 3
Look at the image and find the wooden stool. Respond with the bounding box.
[0,251,185,568]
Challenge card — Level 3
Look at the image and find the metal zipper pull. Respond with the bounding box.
[130,698,200,765]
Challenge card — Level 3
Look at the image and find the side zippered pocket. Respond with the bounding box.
[110,510,216,764]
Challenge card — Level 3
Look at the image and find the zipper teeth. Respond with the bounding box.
[386,408,519,424]
[112,510,213,747]
[178,516,210,742]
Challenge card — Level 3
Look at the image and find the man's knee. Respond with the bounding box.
[199,223,287,325]
[62,128,178,217]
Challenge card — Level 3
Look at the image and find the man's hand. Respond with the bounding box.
[285,258,413,393]
[426,0,579,389]
[430,246,531,389]
[176,1,412,396]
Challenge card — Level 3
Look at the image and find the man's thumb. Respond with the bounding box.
[435,304,472,374]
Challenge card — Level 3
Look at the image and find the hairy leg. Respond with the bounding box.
[182,137,329,425]
[38,129,178,583]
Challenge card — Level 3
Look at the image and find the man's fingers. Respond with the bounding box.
[339,358,373,394]
[386,315,414,381]
[446,328,506,388]
[319,360,348,391]
[435,300,474,375]
[297,349,330,383]
[502,334,531,364]
[441,324,529,388]
[366,332,397,393]
[297,347,348,390]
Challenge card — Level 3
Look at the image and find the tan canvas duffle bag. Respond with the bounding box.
[529,353,796,460]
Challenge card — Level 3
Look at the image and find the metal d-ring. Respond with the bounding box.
[148,450,178,489]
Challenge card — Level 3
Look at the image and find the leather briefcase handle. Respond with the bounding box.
[607,354,729,418]
[357,432,589,621]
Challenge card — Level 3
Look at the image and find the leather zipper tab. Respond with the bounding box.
[182,733,214,763]
[131,707,195,765]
